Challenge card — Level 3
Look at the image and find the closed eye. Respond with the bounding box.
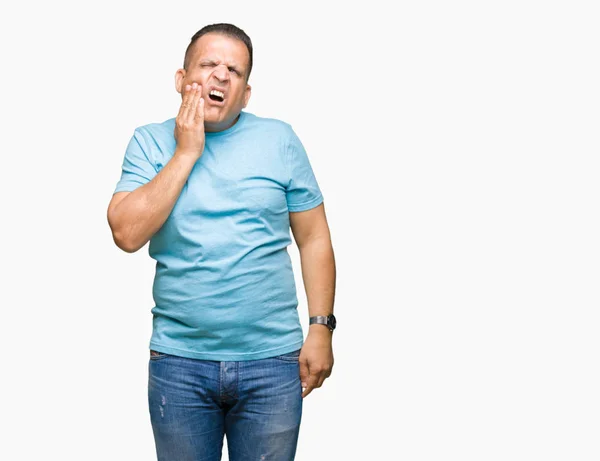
[199,61,242,76]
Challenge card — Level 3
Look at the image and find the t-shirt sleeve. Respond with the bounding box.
[285,128,324,212]
[114,128,158,193]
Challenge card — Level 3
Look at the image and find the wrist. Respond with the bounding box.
[308,323,333,338]
[174,147,202,161]
[309,313,336,333]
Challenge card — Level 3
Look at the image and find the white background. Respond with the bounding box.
[1,0,598,460]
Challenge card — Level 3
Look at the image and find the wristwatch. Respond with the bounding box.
[309,314,337,332]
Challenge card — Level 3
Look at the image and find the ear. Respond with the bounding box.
[243,84,252,108]
[175,68,186,94]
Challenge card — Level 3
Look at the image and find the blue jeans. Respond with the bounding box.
[148,349,303,461]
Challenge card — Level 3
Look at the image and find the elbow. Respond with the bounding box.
[112,225,149,253]
[117,238,142,254]
[112,231,142,253]
[107,193,142,252]
[108,219,144,253]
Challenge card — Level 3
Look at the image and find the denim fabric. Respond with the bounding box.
[148,349,303,460]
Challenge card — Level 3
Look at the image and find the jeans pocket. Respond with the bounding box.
[273,349,301,362]
[149,350,169,360]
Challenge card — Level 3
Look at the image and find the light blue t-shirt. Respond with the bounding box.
[114,111,323,361]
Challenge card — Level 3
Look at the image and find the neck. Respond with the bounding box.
[204,113,241,133]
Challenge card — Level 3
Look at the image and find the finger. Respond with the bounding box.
[299,360,309,390]
[177,84,191,118]
[179,84,193,120]
[316,372,327,389]
[195,95,205,123]
[301,375,319,398]
[176,86,185,120]
[187,83,200,120]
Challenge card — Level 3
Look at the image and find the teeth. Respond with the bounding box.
[210,90,225,98]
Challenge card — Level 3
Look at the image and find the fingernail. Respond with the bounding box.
[192,82,197,89]
[301,382,306,387]
[185,84,191,91]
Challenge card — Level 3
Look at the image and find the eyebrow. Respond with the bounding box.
[199,59,243,73]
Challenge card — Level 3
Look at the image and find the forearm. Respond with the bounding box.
[298,236,336,335]
[297,235,336,397]
[109,150,198,252]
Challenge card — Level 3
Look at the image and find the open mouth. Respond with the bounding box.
[208,89,225,103]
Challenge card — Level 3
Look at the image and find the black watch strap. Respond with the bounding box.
[309,314,336,331]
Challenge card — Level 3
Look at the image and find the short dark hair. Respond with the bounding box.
[183,23,253,80]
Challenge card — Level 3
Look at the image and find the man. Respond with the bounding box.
[107,23,336,461]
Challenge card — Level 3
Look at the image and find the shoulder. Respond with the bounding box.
[127,118,176,165]
[133,118,176,142]
[241,112,295,139]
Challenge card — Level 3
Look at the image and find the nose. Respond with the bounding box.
[213,64,230,83]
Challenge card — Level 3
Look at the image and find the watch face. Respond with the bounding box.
[328,314,337,330]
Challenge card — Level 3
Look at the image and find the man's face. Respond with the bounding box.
[175,33,251,132]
